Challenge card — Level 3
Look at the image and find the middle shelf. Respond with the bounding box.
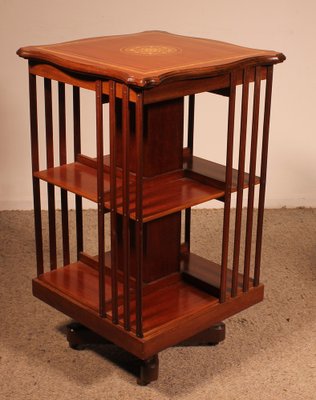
[34,153,259,222]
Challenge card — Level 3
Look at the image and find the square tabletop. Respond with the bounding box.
[17,31,285,87]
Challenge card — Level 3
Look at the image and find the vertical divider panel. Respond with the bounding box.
[135,90,144,338]
[231,68,250,297]
[44,78,57,270]
[185,94,195,252]
[73,86,83,259]
[96,80,106,318]
[220,72,237,303]
[243,66,262,292]
[28,65,44,276]
[254,66,274,286]
[109,81,119,324]
[122,85,131,331]
[58,82,70,265]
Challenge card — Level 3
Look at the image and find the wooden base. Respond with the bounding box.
[66,321,225,385]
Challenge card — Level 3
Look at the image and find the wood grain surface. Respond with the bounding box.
[18,31,285,87]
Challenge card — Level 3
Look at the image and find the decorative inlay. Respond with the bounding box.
[121,45,182,56]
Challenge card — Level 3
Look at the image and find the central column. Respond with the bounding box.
[116,97,184,283]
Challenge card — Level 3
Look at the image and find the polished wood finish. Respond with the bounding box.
[18,31,285,87]
[28,68,44,276]
[254,66,274,286]
[58,82,70,266]
[73,86,84,259]
[19,32,284,384]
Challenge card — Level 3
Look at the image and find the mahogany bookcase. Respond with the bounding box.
[17,31,285,385]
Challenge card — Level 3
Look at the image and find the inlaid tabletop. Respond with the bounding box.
[17,31,285,87]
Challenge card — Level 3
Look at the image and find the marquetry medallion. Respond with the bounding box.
[120,45,182,56]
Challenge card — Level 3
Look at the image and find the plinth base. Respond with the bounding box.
[66,322,225,385]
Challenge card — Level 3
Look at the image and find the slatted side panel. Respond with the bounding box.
[27,72,87,277]
[218,66,274,300]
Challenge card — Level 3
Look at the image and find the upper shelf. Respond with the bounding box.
[17,31,285,88]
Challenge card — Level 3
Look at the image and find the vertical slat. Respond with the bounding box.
[220,72,237,303]
[122,84,131,331]
[187,94,195,155]
[58,82,70,265]
[73,86,83,258]
[231,68,250,297]
[135,91,144,338]
[243,66,262,292]
[28,67,43,276]
[185,94,195,251]
[44,78,57,270]
[254,66,274,286]
[96,80,106,317]
[109,80,119,324]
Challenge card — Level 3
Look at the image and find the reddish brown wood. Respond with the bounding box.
[181,252,254,297]
[184,155,260,191]
[96,80,106,318]
[243,67,262,291]
[135,91,144,337]
[231,68,250,297]
[28,68,44,276]
[220,72,237,303]
[33,270,263,359]
[44,78,57,270]
[254,66,274,286]
[122,84,131,330]
[73,86,83,258]
[18,31,285,87]
[19,33,284,384]
[58,82,70,266]
[185,94,195,252]
[109,81,119,324]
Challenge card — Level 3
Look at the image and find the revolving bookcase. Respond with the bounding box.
[17,31,285,385]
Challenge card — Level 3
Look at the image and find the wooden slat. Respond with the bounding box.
[122,84,131,331]
[73,86,83,258]
[96,80,106,318]
[58,82,70,265]
[231,68,250,297]
[44,78,57,270]
[254,66,274,286]
[185,94,195,252]
[28,67,43,276]
[135,91,144,338]
[109,80,119,324]
[220,71,237,303]
[243,66,262,292]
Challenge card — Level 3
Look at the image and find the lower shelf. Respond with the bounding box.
[33,256,264,359]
